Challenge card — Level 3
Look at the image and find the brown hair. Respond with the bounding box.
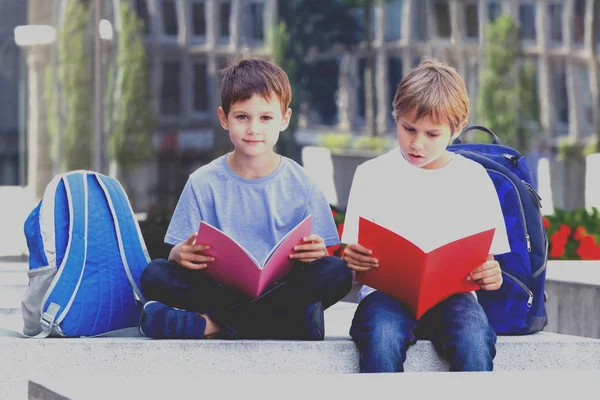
[220,58,292,115]
[392,58,469,133]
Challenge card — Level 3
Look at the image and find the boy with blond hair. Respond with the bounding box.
[139,58,352,340]
[342,59,511,372]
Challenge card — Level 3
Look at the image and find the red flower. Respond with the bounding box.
[577,235,598,260]
[327,244,341,256]
[550,231,568,258]
[331,209,338,218]
[558,224,571,236]
[542,216,550,229]
[337,223,345,239]
[574,226,587,241]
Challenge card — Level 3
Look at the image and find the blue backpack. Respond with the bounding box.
[448,126,548,335]
[21,171,150,337]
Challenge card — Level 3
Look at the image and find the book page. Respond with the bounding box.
[196,221,260,266]
[262,214,313,267]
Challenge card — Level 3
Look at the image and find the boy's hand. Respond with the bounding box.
[468,254,503,291]
[289,234,328,264]
[169,233,215,270]
[342,243,378,272]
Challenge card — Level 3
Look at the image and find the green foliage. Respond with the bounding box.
[58,0,92,171]
[319,133,353,151]
[318,132,394,154]
[109,2,156,171]
[353,135,392,152]
[476,14,540,153]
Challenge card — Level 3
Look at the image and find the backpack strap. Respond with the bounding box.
[95,174,148,303]
[36,172,89,338]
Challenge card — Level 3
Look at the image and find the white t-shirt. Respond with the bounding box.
[340,148,511,303]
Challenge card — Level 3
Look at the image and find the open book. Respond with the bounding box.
[194,215,312,298]
[355,217,495,319]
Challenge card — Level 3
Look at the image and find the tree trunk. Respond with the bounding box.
[364,0,377,137]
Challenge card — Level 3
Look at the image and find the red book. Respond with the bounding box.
[355,217,495,319]
[194,215,312,299]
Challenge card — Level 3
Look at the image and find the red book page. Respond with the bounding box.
[195,216,312,299]
[355,218,426,316]
[355,217,494,319]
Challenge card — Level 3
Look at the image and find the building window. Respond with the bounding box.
[387,56,403,118]
[433,0,451,38]
[161,61,181,115]
[411,0,428,40]
[306,59,340,125]
[548,3,563,44]
[193,63,209,112]
[574,64,593,129]
[549,60,569,126]
[134,0,150,34]
[487,1,501,22]
[245,2,265,42]
[465,4,479,39]
[519,4,536,40]
[219,1,231,38]
[384,1,403,42]
[595,0,600,47]
[162,0,178,36]
[573,0,585,45]
[191,1,206,37]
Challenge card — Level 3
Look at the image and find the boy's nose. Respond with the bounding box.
[411,140,423,150]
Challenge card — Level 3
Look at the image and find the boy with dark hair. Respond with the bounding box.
[139,58,352,340]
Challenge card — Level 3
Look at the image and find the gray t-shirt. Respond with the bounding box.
[166,153,340,265]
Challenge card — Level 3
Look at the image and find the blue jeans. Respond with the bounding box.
[350,291,497,372]
[140,256,352,339]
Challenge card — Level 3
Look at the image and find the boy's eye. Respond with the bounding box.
[261,116,273,121]
[403,125,415,132]
[427,132,439,138]
[236,115,248,120]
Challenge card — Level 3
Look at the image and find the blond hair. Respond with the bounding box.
[220,58,292,115]
[392,58,469,133]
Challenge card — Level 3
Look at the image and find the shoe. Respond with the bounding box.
[301,301,325,341]
[139,301,206,339]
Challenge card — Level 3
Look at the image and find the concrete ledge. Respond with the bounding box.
[2,325,600,379]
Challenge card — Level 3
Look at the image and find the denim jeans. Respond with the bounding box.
[140,256,352,339]
[350,291,497,372]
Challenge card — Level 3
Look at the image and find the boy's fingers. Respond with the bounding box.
[294,243,326,252]
[191,243,211,252]
[350,243,373,255]
[303,234,324,243]
[346,263,372,272]
[487,254,494,261]
[186,233,198,244]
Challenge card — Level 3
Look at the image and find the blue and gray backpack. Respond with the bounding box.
[448,126,548,335]
[21,171,149,337]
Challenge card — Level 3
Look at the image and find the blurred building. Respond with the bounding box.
[297,0,597,149]
[0,0,27,186]
[15,0,599,212]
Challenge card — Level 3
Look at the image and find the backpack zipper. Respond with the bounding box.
[488,170,531,252]
[523,181,542,209]
[502,270,534,307]
[501,153,520,168]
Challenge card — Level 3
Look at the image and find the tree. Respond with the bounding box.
[107,1,156,178]
[50,0,92,171]
[46,0,155,175]
[477,14,540,152]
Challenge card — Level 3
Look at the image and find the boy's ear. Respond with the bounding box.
[217,107,229,130]
[280,108,292,132]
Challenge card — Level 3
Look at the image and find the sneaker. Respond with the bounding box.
[139,301,206,339]
[301,301,325,341]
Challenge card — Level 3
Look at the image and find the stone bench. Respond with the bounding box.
[2,260,600,395]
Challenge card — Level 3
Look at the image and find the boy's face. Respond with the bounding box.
[218,94,291,158]
[396,109,464,170]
